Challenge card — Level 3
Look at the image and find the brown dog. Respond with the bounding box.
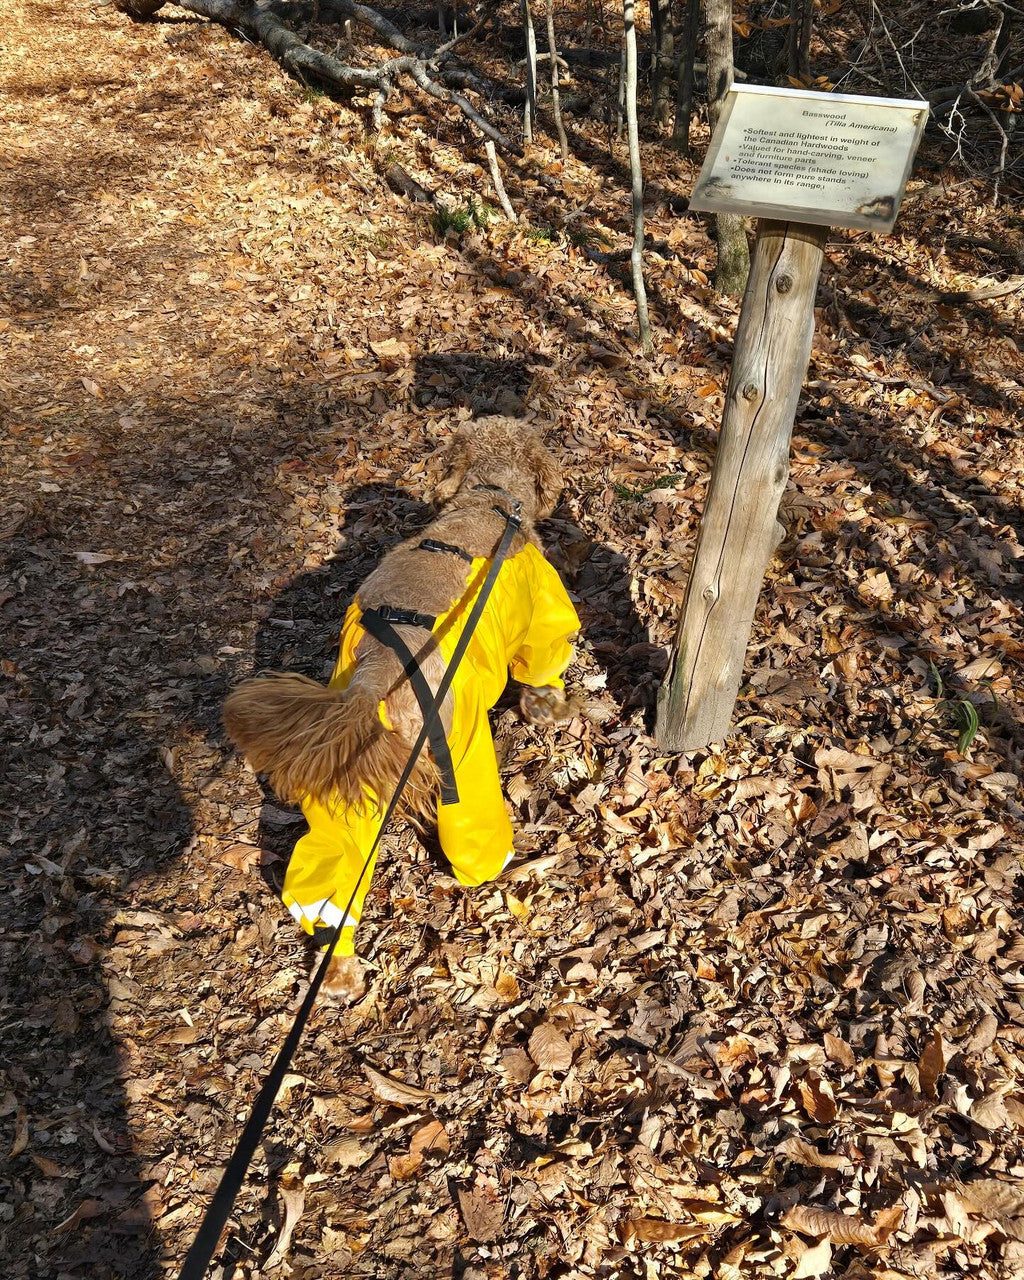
[224,419,580,999]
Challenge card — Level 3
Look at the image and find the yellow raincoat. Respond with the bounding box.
[282,542,579,955]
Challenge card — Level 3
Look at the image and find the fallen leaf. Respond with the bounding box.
[74,551,116,565]
[793,1238,833,1278]
[919,1028,948,1099]
[389,1152,423,1180]
[528,1022,573,1072]
[213,841,261,871]
[619,1219,708,1243]
[264,1173,305,1268]
[11,1106,29,1158]
[782,1203,903,1249]
[458,1186,503,1242]
[778,1135,848,1170]
[52,1199,106,1234]
[370,337,411,363]
[957,1178,1024,1239]
[321,1137,371,1169]
[261,804,305,828]
[798,1075,838,1123]
[363,1065,435,1106]
[409,1119,449,1156]
[494,971,520,1002]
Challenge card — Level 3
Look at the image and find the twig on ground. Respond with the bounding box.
[484,140,518,221]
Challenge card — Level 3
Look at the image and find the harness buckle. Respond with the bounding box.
[369,604,438,630]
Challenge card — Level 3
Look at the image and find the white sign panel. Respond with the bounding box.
[690,84,927,232]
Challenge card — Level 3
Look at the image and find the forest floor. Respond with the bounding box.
[3,1,1024,1278]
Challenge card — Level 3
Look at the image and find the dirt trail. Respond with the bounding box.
[3,3,1024,1279]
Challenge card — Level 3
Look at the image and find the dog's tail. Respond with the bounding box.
[223,673,410,811]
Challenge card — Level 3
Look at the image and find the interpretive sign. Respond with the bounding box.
[689,83,927,233]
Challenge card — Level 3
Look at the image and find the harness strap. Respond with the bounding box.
[359,607,459,806]
[363,602,437,631]
[418,538,474,563]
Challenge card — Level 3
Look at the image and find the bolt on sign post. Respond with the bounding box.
[656,84,927,751]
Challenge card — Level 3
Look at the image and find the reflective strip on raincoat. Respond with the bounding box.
[282,541,580,955]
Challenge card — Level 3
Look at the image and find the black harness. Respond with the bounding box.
[356,489,523,810]
[358,605,460,805]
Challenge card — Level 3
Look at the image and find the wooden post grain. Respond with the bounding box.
[656,219,827,750]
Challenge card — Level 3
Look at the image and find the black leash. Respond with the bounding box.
[177,503,521,1280]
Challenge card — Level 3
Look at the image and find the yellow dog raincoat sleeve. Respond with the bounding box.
[282,543,579,956]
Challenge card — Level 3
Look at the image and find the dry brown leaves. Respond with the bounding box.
[2,1,1024,1279]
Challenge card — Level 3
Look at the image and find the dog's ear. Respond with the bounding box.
[432,428,475,505]
[529,437,563,520]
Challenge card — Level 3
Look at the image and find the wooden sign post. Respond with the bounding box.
[656,85,927,751]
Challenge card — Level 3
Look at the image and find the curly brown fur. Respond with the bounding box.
[223,674,439,811]
[320,954,367,1003]
[223,417,563,813]
[519,684,578,728]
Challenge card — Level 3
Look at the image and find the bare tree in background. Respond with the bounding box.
[545,0,570,163]
[673,0,700,151]
[523,0,538,143]
[650,0,674,125]
[788,0,812,80]
[616,31,627,141]
[623,0,652,351]
[703,0,749,294]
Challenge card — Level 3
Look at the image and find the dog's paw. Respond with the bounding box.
[319,954,367,1004]
[519,684,576,728]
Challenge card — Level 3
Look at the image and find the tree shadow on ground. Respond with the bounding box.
[1,496,203,1279]
[412,352,536,415]
[0,373,379,1277]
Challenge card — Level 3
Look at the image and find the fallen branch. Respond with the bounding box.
[484,140,518,220]
[119,0,385,86]
[584,238,671,264]
[932,276,1024,303]
[115,0,520,154]
[407,62,520,153]
[532,50,571,71]
[321,0,420,56]
[929,64,1024,111]
[385,163,436,203]
[946,232,1024,271]
[315,0,522,152]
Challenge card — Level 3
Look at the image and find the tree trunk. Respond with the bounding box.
[702,0,749,295]
[787,0,812,81]
[623,0,652,352]
[673,0,700,152]
[545,0,570,163]
[523,0,538,143]
[995,11,1018,81]
[114,0,167,15]
[616,32,626,140]
[656,221,827,749]
[650,0,674,126]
